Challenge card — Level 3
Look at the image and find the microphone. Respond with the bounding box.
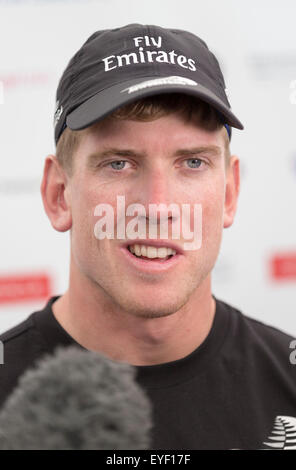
[0,346,152,450]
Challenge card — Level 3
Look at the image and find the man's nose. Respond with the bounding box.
[136,167,178,223]
[140,165,170,198]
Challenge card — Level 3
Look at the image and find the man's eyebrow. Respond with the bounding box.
[174,146,222,157]
[86,148,143,166]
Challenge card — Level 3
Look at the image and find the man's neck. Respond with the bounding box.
[52,272,216,366]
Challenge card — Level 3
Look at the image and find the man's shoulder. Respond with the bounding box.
[0,312,48,407]
[1,313,37,345]
[217,298,296,368]
[0,296,72,409]
[0,299,57,355]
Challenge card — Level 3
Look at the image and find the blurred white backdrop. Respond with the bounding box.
[0,0,295,334]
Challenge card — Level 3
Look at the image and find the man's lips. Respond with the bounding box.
[119,241,183,272]
[118,239,184,272]
[121,239,184,255]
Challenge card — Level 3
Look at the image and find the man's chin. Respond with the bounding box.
[117,295,190,320]
[128,308,177,320]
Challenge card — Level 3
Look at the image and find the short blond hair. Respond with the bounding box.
[56,94,230,176]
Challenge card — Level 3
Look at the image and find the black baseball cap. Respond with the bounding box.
[54,23,243,145]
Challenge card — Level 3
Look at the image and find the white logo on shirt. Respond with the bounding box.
[263,416,296,449]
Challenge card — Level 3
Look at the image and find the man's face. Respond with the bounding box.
[64,113,238,318]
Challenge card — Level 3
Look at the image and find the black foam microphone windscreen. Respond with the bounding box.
[0,346,152,450]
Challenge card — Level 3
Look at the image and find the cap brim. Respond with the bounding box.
[66,76,244,131]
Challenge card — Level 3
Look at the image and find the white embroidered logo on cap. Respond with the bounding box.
[54,101,63,128]
[121,76,198,95]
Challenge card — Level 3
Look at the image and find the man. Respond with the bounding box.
[0,24,295,450]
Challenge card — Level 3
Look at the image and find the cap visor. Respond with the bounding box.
[67,76,244,131]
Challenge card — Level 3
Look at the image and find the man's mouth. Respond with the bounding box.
[127,244,177,261]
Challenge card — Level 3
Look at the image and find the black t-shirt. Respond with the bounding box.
[0,295,295,450]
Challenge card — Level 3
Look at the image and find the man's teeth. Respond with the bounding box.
[129,244,176,258]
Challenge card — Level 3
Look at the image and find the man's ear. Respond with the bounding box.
[40,155,72,232]
[223,155,240,229]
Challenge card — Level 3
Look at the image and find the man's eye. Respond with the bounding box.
[186,158,203,169]
[109,160,127,170]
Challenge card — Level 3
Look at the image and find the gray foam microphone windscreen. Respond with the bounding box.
[0,346,152,450]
